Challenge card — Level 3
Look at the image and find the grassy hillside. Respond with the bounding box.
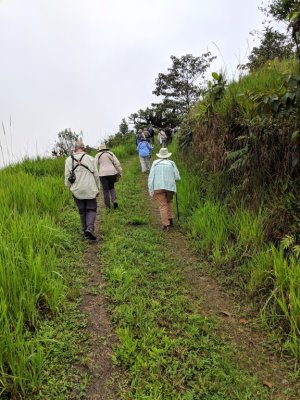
[174,58,300,358]
[0,141,138,398]
[0,157,91,398]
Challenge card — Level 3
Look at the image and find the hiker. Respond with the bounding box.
[143,128,151,142]
[137,137,153,173]
[94,143,122,209]
[136,129,145,145]
[158,129,167,147]
[64,140,100,241]
[148,147,181,231]
[148,126,155,144]
[165,127,173,144]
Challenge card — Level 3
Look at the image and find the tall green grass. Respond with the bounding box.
[213,59,299,119]
[110,139,137,161]
[170,140,300,359]
[0,157,73,396]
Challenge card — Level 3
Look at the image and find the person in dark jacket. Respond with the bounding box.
[148,126,155,144]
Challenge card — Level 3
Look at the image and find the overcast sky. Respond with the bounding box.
[0,0,265,164]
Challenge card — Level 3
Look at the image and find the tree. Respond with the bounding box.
[261,0,300,59]
[244,27,295,71]
[129,103,181,130]
[262,0,297,21]
[53,129,79,156]
[119,118,129,136]
[153,53,216,114]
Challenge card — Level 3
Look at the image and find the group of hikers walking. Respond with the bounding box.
[135,126,173,147]
[64,140,122,241]
[65,131,180,241]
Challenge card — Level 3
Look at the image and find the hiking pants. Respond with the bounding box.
[139,156,151,173]
[100,175,117,208]
[154,190,174,227]
[73,197,97,234]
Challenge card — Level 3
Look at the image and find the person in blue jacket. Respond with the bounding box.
[137,137,153,172]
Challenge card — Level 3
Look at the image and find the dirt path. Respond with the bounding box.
[80,202,118,400]
[78,169,299,400]
[147,184,299,400]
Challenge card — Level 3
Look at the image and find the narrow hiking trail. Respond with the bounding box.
[81,204,118,400]
[82,157,300,400]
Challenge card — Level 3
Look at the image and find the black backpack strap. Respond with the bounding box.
[71,153,93,174]
[97,151,117,169]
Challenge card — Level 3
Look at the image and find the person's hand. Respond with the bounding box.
[96,192,100,197]
[149,191,154,197]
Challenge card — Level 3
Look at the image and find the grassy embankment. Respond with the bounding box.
[99,156,273,399]
[0,156,94,398]
[0,139,138,399]
[174,59,300,359]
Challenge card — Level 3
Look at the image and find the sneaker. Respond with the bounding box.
[162,225,169,231]
[113,202,119,209]
[85,229,97,241]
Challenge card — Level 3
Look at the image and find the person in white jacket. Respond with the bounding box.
[158,130,167,147]
[94,144,123,209]
[65,140,100,241]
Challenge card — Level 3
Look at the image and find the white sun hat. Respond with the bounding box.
[156,147,172,158]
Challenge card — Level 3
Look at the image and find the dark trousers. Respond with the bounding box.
[100,175,117,208]
[73,197,97,234]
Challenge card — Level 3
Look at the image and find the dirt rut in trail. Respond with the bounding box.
[148,195,299,400]
[80,205,118,400]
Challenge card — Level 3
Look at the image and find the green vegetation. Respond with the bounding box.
[2,1,300,393]
[109,138,137,161]
[173,56,300,359]
[0,157,90,398]
[98,158,271,399]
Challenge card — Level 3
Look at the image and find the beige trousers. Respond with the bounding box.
[154,190,174,226]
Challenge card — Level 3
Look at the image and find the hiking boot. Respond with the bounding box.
[162,225,169,231]
[83,233,89,240]
[113,202,119,209]
[85,229,97,241]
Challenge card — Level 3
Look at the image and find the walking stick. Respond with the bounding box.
[175,192,180,220]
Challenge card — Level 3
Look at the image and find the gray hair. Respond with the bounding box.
[75,139,85,151]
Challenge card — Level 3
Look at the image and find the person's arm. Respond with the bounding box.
[94,153,100,176]
[148,163,155,195]
[90,156,100,190]
[112,153,123,175]
[172,162,181,181]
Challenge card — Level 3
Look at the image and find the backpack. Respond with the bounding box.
[68,153,93,184]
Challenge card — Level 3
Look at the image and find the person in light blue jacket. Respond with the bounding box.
[148,147,181,230]
[137,137,153,172]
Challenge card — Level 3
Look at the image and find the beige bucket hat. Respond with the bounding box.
[156,147,172,158]
[98,143,109,151]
